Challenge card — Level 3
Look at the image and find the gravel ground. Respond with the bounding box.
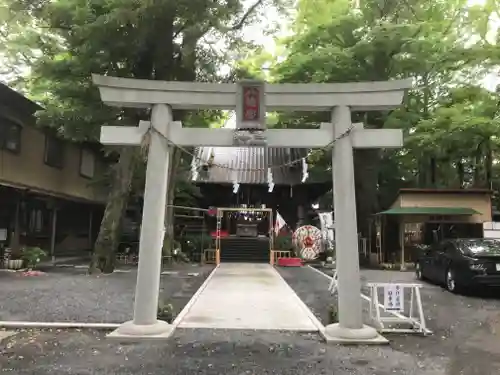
[0,264,214,323]
[280,265,500,374]
[277,266,334,324]
[0,328,447,375]
[2,265,500,374]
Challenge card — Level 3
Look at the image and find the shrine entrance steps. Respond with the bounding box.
[174,263,322,331]
[219,237,270,263]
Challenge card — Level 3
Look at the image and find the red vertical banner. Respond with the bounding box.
[242,86,260,122]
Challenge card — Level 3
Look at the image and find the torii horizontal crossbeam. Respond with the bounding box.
[99,122,403,149]
[92,74,412,112]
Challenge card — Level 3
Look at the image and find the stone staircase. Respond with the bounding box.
[219,237,270,263]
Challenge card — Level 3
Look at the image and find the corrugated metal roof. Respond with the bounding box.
[191,146,308,185]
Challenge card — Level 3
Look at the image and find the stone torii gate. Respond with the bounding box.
[92,74,411,343]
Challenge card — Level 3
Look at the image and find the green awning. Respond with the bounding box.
[376,207,479,216]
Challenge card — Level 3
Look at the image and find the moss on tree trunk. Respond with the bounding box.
[89,147,138,274]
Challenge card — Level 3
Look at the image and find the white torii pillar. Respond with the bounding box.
[107,104,174,339]
[327,106,377,342]
[92,74,411,343]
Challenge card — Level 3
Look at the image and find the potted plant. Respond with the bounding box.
[157,302,174,323]
[21,246,47,270]
[7,248,24,270]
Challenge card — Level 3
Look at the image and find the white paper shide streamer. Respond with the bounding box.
[267,167,274,192]
[301,157,309,183]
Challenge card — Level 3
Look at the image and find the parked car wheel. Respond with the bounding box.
[415,263,424,280]
[445,268,458,293]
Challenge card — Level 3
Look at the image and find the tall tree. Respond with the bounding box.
[272,0,500,236]
[408,85,500,188]
[0,0,276,272]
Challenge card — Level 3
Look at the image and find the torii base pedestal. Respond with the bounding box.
[322,323,388,345]
[106,320,174,342]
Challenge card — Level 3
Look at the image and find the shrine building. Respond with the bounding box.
[190,122,331,263]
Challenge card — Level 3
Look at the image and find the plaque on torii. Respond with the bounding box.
[236,80,266,130]
[234,80,266,146]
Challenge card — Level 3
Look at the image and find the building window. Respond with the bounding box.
[79,148,95,178]
[0,119,22,153]
[44,135,65,168]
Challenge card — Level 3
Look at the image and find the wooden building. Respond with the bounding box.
[372,188,493,268]
[0,83,108,260]
[190,144,331,262]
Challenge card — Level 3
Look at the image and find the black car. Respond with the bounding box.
[415,238,500,293]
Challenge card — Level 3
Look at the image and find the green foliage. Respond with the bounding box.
[408,85,500,188]
[325,248,335,260]
[21,246,47,269]
[1,0,255,139]
[180,234,213,253]
[0,0,283,149]
[328,303,338,324]
[274,233,293,252]
[157,302,174,323]
[268,0,500,225]
[0,0,284,272]
[162,237,181,256]
[2,0,500,252]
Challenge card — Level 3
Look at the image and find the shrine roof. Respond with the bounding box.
[190,146,309,185]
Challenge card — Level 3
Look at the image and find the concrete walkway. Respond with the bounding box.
[176,263,321,331]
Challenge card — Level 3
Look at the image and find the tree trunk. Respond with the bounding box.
[417,157,428,187]
[473,145,483,187]
[354,149,381,239]
[89,147,138,273]
[160,26,197,255]
[485,138,492,189]
[457,159,464,188]
[353,112,385,239]
[430,157,437,187]
[419,73,432,188]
